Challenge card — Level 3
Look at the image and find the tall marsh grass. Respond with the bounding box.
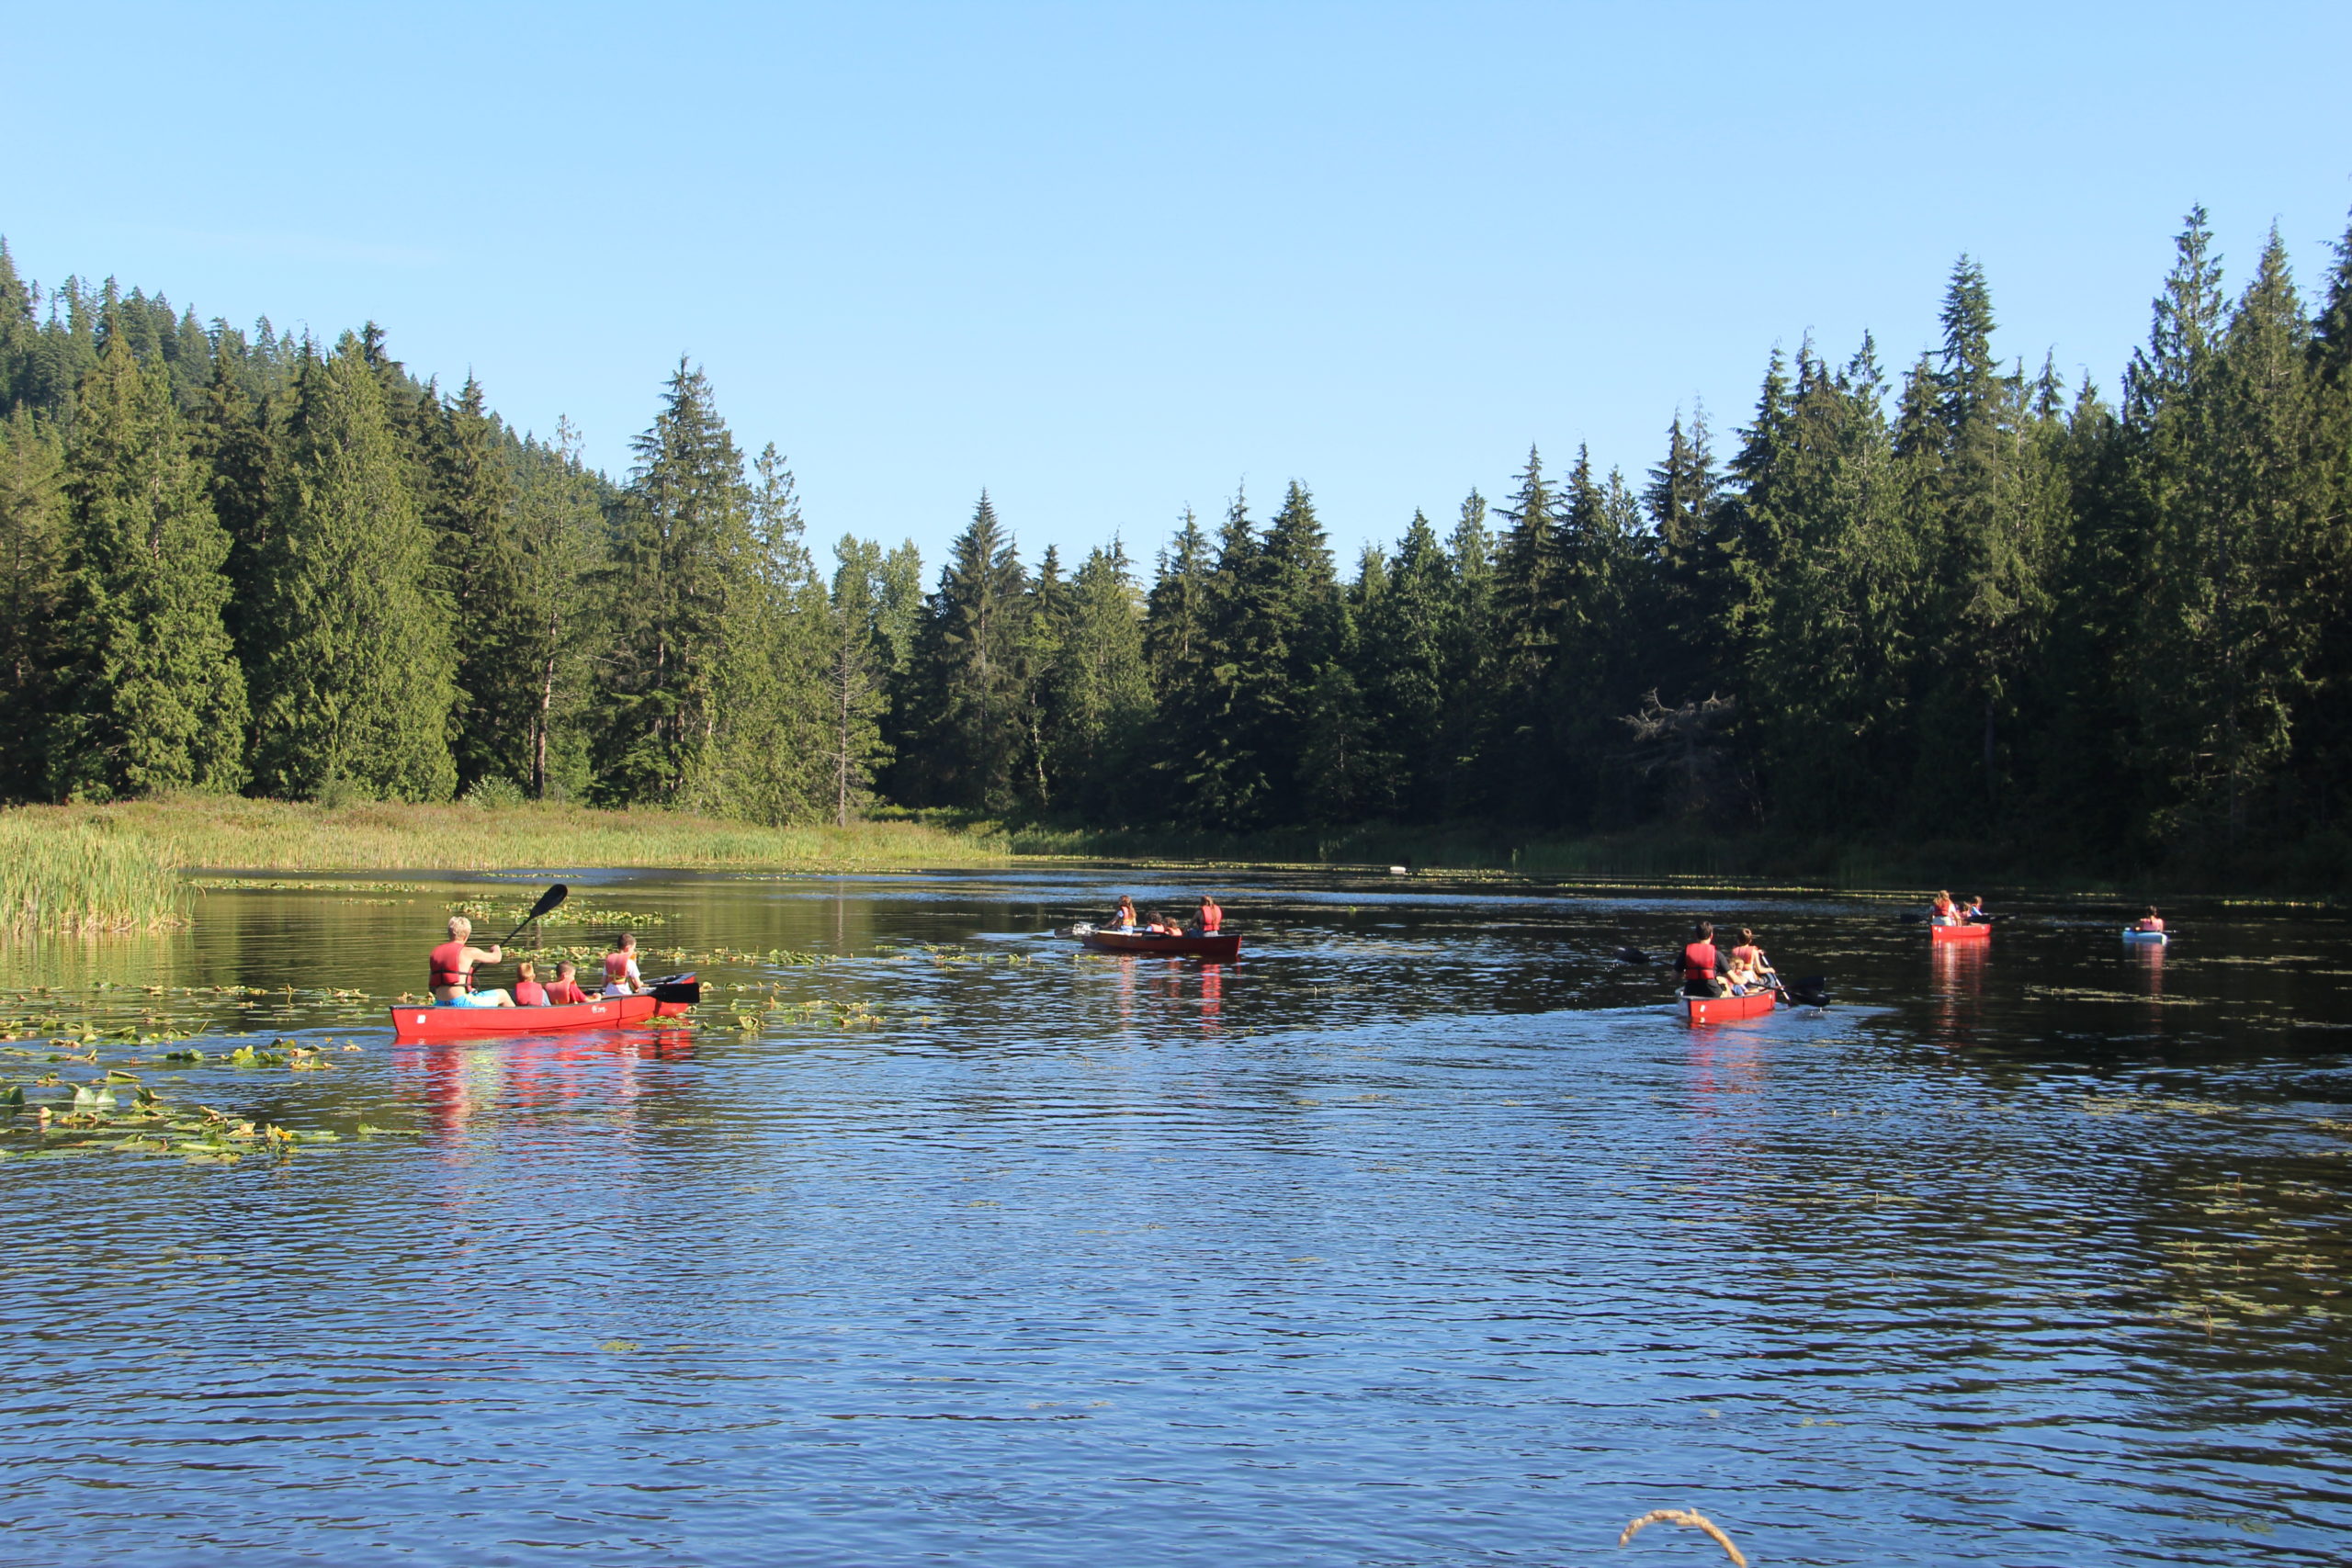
[6,796,1012,877]
[0,814,187,935]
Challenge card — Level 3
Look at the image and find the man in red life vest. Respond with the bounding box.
[428,916,514,1008]
[602,932,648,998]
[1676,920,1729,998]
[543,961,591,1005]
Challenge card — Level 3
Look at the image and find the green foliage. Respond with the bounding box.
[50,339,248,798]
[248,336,457,802]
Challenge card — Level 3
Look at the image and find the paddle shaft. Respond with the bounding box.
[492,884,570,948]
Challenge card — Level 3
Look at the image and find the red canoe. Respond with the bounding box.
[1683,989,1778,1024]
[1929,921,1992,943]
[1078,929,1241,961]
[389,977,700,1042]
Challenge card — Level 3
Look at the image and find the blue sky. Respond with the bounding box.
[6,1,2350,571]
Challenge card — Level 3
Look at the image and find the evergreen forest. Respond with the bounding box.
[4,203,2350,877]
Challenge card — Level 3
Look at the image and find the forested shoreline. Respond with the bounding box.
[4,203,2349,879]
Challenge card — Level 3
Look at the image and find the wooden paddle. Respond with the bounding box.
[493,884,569,948]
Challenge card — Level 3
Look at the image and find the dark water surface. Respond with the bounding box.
[5,869,2351,1566]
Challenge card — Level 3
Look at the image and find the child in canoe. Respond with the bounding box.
[2134,906,2165,932]
[544,962,591,1005]
[1109,896,1138,931]
[1724,929,1775,995]
[1929,891,1958,925]
[513,961,548,1007]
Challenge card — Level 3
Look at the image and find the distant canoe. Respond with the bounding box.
[2121,928,2169,944]
[1077,928,1241,961]
[389,976,700,1041]
[1683,988,1778,1023]
[1930,921,1992,943]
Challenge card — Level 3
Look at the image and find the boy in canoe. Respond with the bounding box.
[602,932,649,997]
[544,961,591,1005]
[513,961,548,1007]
[428,916,514,1008]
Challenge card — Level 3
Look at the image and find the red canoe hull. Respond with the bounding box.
[1683,989,1778,1024]
[1930,921,1992,943]
[1079,931,1242,961]
[389,994,693,1042]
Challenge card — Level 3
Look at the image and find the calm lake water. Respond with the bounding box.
[5,868,2350,1566]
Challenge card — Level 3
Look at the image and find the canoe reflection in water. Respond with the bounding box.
[399,1029,697,1141]
[1106,952,1227,1034]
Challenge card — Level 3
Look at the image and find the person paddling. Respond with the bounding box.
[1108,896,1138,931]
[2134,905,2165,933]
[1961,895,1989,924]
[602,932,648,998]
[1727,928,1776,995]
[513,961,548,1008]
[1190,895,1223,935]
[1929,890,1958,926]
[544,961,591,1005]
[1676,921,1728,998]
[428,916,514,1009]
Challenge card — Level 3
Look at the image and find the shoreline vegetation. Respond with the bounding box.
[0,799,1014,936]
[6,797,2341,940]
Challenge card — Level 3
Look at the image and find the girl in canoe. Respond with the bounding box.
[1929,891,1958,926]
[2134,906,2165,933]
[429,916,514,1008]
[512,961,549,1007]
[1143,909,1182,935]
[1961,896,1989,924]
[1189,895,1223,935]
[603,933,649,997]
[1109,896,1138,931]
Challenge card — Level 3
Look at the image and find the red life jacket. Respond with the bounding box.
[1730,943,1761,969]
[429,940,469,990]
[1198,902,1222,932]
[544,979,589,1005]
[514,979,548,1007]
[1680,941,1717,979]
[605,951,637,985]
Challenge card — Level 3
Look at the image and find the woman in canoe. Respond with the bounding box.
[1190,895,1223,935]
[602,933,649,998]
[1929,891,1958,926]
[428,916,514,1008]
[1109,896,1138,931]
[1725,928,1775,995]
[2134,906,2165,933]
[513,961,548,1008]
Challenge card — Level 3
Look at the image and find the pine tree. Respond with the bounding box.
[823,536,896,825]
[1358,509,1449,818]
[1044,540,1154,820]
[249,335,457,801]
[49,337,248,797]
[594,358,754,805]
[191,351,276,682]
[421,376,537,792]
[890,491,1029,812]
[0,410,65,798]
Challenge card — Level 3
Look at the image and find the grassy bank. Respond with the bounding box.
[0,797,1013,935]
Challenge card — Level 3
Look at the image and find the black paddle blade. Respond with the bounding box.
[495,884,570,947]
[1614,946,1649,964]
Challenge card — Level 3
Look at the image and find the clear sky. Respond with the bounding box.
[6,1,2349,572]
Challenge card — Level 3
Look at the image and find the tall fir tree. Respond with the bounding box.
[49,337,248,797]
[249,335,456,801]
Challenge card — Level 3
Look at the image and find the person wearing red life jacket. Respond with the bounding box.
[428,916,514,1008]
[1928,890,1958,926]
[1190,895,1223,935]
[1726,928,1775,995]
[602,932,648,998]
[1676,920,1728,998]
[543,961,591,1005]
[512,961,548,1008]
[2134,906,2165,933]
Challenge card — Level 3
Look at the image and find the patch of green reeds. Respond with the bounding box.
[0,814,187,936]
[7,795,1013,875]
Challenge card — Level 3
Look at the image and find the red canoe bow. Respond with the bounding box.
[1929,921,1992,943]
